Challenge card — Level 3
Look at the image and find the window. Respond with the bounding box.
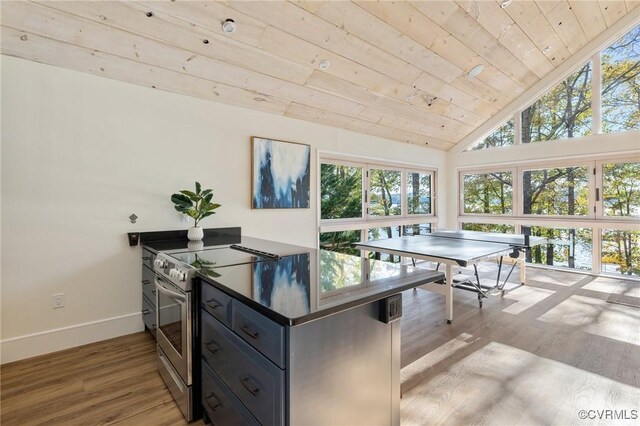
[601,230,639,276]
[320,163,362,220]
[403,223,432,235]
[369,168,402,217]
[368,226,402,263]
[601,161,640,217]
[319,230,361,256]
[522,226,593,271]
[522,166,589,216]
[468,120,514,150]
[522,62,593,144]
[602,25,640,133]
[462,171,513,214]
[407,171,432,215]
[462,223,515,233]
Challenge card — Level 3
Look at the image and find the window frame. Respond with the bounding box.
[458,166,516,217]
[319,153,438,237]
[595,158,640,221]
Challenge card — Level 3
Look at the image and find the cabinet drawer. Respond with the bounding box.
[201,282,232,328]
[142,295,156,338]
[142,265,156,304]
[201,311,284,426]
[141,248,156,269]
[232,300,285,368]
[202,360,259,426]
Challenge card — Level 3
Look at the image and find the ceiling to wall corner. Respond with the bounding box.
[1,0,637,151]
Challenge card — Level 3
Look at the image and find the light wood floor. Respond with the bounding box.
[1,266,638,425]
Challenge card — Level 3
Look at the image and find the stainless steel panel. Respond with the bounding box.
[156,276,192,385]
[232,300,285,368]
[288,302,399,426]
[157,346,193,421]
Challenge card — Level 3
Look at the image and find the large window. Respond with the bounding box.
[522,226,593,271]
[522,62,592,143]
[602,25,640,133]
[469,26,639,150]
[320,156,437,256]
[462,223,515,233]
[468,120,514,151]
[462,171,513,215]
[369,168,402,217]
[601,230,639,276]
[522,166,589,216]
[601,161,640,217]
[407,171,432,215]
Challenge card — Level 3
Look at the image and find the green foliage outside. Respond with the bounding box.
[602,162,640,217]
[320,164,362,220]
[523,226,593,270]
[463,172,513,214]
[522,167,589,215]
[602,25,640,133]
[470,120,514,150]
[602,230,640,276]
[407,172,432,214]
[370,169,401,218]
[462,223,515,234]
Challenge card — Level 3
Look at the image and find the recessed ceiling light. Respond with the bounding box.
[468,64,484,78]
[222,19,236,34]
[500,0,512,8]
[543,46,551,54]
[318,59,331,70]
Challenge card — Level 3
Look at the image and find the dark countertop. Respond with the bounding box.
[141,229,444,326]
[194,249,444,326]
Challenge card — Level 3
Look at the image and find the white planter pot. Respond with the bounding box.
[188,240,204,251]
[187,226,204,241]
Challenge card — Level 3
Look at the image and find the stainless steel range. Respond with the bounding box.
[152,239,292,421]
[153,253,198,421]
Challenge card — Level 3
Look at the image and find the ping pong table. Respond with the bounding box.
[355,230,545,323]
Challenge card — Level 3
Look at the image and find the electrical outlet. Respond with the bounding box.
[52,293,65,309]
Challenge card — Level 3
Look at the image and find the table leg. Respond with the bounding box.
[519,251,526,285]
[446,264,453,324]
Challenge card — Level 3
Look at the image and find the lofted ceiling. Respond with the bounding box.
[1,1,638,151]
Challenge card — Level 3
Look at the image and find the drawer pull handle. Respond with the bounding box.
[142,256,151,261]
[142,280,151,285]
[240,324,259,339]
[205,392,222,410]
[205,298,222,309]
[204,341,220,355]
[152,290,156,295]
[142,309,150,315]
[240,377,260,396]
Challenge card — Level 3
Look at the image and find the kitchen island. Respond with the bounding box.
[140,229,444,425]
[192,247,444,426]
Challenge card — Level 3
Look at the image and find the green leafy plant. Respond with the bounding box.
[191,254,221,278]
[171,182,221,227]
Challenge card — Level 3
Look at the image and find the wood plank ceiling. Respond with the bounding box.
[1,1,637,150]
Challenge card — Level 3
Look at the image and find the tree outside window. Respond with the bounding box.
[522,63,592,143]
[602,25,640,133]
[602,162,640,217]
[469,120,514,150]
[462,172,513,214]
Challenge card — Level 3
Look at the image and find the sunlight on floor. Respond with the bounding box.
[537,295,640,345]
[583,277,640,298]
[527,268,587,287]
[401,342,640,426]
[502,285,556,315]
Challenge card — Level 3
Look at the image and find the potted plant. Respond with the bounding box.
[171,182,221,241]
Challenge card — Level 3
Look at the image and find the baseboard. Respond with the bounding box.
[0,312,144,364]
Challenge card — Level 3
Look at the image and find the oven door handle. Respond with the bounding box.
[155,277,187,301]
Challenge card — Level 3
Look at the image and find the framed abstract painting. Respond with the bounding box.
[251,137,311,209]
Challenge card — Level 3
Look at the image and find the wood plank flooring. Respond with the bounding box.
[1,266,638,425]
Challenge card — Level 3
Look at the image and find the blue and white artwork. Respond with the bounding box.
[252,137,310,209]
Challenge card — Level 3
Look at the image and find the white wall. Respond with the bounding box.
[0,56,446,362]
[446,130,640,226]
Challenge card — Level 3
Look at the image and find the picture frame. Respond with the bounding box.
[251,136,311,209]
